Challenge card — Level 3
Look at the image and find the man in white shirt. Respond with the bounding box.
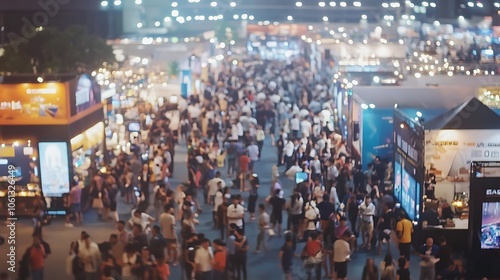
[300,118,312,138]
[128,210,155,233]
[187,103,201,121]
[358,195,376,250]
[79,233,102,280]
[153,151,163,179]
[333,230,352,280]
[326,158,339,193]
[290,115,300,138]
[283,140,295,171]
[207,172,225,205]
[237,121,244,140]
[227,196,245,229]
[194,238,213,278]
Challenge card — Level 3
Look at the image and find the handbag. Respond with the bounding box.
[92,198,104,209]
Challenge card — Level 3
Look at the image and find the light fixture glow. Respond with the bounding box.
[171,1,178,7]
[154,21,160,27]
[172,10,179,17]
[248,15,254,20]
[230,1,236,7]
[241,14,248,19]
[295,1,303,7]
[467,2,474,7]
[210,1,217,6]
[37,77,43,83]
[369,104,376,109]
[416,111,422,117]
[361,14,367,19]
[100,1,108,7]
[113,0,121,5]
[353,1,361,7]
[323,16,329,21]
[319,1,326,7]
[287,15,293,21]
[329,1,336,6]
[340,1,347,7]
[361,103,369,109]
[135,0,141,4]
[136,22,142,28]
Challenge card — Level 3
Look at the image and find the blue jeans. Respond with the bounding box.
[31,268,44,280]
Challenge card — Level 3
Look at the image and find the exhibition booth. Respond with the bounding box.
[0,74,104,216]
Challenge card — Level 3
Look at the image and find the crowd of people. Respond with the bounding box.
[13,57,468,280]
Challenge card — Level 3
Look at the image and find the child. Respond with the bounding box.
[156,256,170,280]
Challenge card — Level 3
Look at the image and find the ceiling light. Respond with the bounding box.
[477,2,483,7]
[319,1,326,7]
[210,1,217,6]
[177,17,185,23]
[171,1,178,7]
[361,14,367,19]
[430,2,436,7]
[340,1,347,7]
[416,111,422,117]
[361,103,369,109]
[37,77,43,83]
[172,10,179,17]
[164,17,171,22]
[113,0,121,5]
[249,15,254,20]
[422,1,428,7]
[242,14,248,19]
[233,14,239,19]
[186,16,192,21]
[495,3,500,7]
[100,1,108,7]
[467,2,474,7]
[136,22,142,28]
[329,1,336,6]
[135,0,141,4]
[353,1,361,7]
[230,1,236,7]
[369,104,376,109]
[296,1,303,7]
[287,15,293,21]
[154,21,160,27]
[382,2,389,8]
[390,2,400,7]
[323,16,329,21]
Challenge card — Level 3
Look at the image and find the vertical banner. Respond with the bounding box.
[180,69,192,99]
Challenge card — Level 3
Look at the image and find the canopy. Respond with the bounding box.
[424,97,500,130]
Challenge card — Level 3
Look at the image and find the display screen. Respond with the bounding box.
[39,142,70,197]
[295,172,309,184]
[481,202,500,249]
[394,161,402,202]
[128,122,140,132]
[401,169,417,220]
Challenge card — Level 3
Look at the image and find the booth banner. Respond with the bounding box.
[361,108,393,166]
[68,74,102,116]
[0,83,69,125]
[425,130,500,182]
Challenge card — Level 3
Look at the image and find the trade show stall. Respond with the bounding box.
[0,74,103,216]
[468,161,500,279]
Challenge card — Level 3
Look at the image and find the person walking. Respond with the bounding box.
[279,235,294,280]
[233,228,248,280]
[248,174,260,220]
[212,239,227,280]
[396,211,413,260]
[358,195,376,250]
[333,230,352,280]
[418,237,439,280]
[26,233,46,280]
[254,204,270,253]
[70,182,83,225]
[194,238,213,280]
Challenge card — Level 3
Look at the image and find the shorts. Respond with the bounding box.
[334,261,348,278]
[271,212,283,224]
[379,229,391,241]
[71,203,81,215]
[165,238,177,246]
[360,221,374,234]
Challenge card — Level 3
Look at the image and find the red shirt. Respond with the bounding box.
[213,249,227,271]
[306,240,322,257]
[157,263,170,279]
[239,155,251,172]
[29,245,45,270]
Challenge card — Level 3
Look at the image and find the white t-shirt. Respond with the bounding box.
[227,204,245,227]
[207,178,224,197]
[333,239,351,262]
[359,202,376,223]
[213,191,224,212]
[129,211,153,230]
[237,122,244,136]
[188,105,201,119]
[300,120,312,138]
[195,247,213,272]
[153,156,163,176]
[291,118,300,131]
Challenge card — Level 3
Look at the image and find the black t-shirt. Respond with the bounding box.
[270,196,285,214]
[396,268,410,280]
[316,201,335,221]
[280,244,293,268]
[380,211,394,230]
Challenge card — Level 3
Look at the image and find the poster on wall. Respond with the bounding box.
[39,142,70,197]
[0,83,69,125]
[425,130,500,182]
